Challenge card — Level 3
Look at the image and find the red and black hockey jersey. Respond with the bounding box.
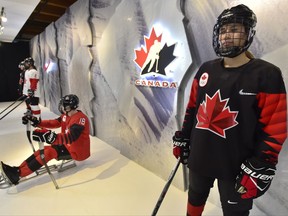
[182,58,287,180]
[39,111,90,161]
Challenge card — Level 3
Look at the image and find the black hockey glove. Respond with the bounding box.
[28,115,41,127]
[32,129,57,144]
[27,89,34,97]
[22,115,29,125]
[235,157,276,199]
[22,115,41,127]
[172,131,190,164]
[22,109,32,125]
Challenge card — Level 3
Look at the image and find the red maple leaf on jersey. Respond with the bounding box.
[196,90,238,138]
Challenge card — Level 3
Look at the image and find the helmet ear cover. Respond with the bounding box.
[212,4,257,58]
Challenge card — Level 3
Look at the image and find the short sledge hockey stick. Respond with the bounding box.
[38,142,59,189]
[26,121,42,176]
[151,157,181,216]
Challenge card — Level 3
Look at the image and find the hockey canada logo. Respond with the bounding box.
[199,72,209,87]
[196,90,238,138]
[134,26,177,88]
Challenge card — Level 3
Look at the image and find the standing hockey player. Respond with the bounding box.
[22,57,41,119]
[172,4,287,216]
[0,94,90,186]
[17,61,25,96]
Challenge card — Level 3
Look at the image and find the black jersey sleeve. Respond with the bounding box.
[56,123,85,145]
[255,66,287,165]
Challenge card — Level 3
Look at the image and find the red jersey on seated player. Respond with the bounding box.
[1,94,90,186]
[38,97,90,161]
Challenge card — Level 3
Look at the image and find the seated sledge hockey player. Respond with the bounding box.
[0,94,90,185]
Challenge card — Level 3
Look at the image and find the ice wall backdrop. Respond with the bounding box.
[30,0,288,214]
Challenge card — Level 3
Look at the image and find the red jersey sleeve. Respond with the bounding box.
[39,117,62,129]
[255,68,287,164]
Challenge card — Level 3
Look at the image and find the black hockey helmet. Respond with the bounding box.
[58,94,79,114]
[212,4,257,57]
[24,57,35,68]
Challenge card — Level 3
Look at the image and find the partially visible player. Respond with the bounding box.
[1,94,91,185]
[17,61,25,96]
[22,57,41,119]
[172,4,287,216]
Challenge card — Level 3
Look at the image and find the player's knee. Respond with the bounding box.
[44,147,58,161]
[188,188,209,206]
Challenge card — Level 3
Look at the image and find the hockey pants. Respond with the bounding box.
[187,171,253,216]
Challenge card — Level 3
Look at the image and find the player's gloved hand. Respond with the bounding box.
[32,129,57,144]
[172,131,190,164]
[22,115,41,127]
[27,89,34,97]
[235,157,276,199]
[22,115,29,125]
[27,115,41,127]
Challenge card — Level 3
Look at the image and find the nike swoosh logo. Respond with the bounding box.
[239,89,256,96]
[227,200,238,204]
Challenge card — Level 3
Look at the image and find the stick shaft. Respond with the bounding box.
[0,95,26,115]
[151,158,181,216]
[39,143,59,189]
[0,97,27,120]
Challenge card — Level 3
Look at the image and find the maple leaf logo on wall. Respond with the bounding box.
[134,27,176,76]
[196,90,238,138]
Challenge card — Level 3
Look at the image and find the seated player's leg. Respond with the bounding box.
[0,146,58,186]
[19,146,58,177]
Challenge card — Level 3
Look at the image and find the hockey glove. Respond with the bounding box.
[28,115,41,127]
[32,129,57,144]
[172,131,190,164]
[27,89,34,97]
[22,116,29,125]
[235,157,276,199]
[22,115,41,127]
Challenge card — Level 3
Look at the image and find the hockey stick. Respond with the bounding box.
[0,95,26,115]
[26,121,36,152]
[0,97,28,120]
[26,121,43,176]
[38,142,59,189]
[151,157,181,216]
